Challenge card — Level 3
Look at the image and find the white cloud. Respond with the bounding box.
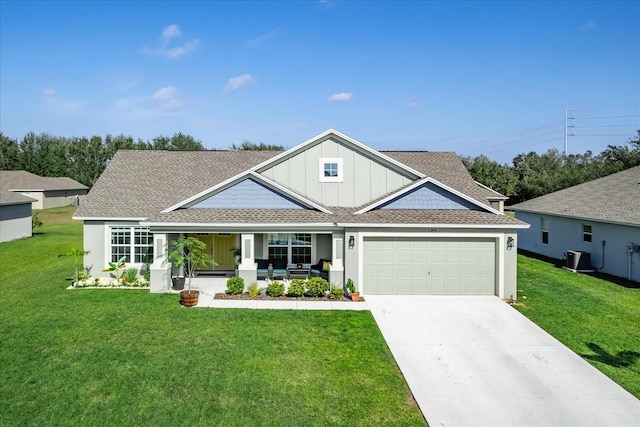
[152,86,183,112]
[42,88,57,97]
[223,74,255,93]
[582,21,597,30]
[328,92,352,102]
[408,99,424,108]
[247,29,282,46]
[143,25,199,59]
[161,24,181,45]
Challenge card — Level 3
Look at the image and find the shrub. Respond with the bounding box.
[287,279,305,297]
[305,277,329,297]
[247,282,262,297]
[266,280,285,297]
[226,276,245,295]
[329,285,345,300]
[122,267,138,284]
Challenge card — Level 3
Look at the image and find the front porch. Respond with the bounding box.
[149,231,348,293]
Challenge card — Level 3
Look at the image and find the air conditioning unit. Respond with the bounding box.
[565,250,593,272]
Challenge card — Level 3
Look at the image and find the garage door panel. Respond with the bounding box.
[364,237,496,295]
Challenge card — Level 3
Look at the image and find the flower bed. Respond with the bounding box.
[68,277,150,290]
[214,293,363,301]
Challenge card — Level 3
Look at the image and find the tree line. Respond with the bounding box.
[1,130,638,202]
[0,132,283,187]
[462,130,640,203]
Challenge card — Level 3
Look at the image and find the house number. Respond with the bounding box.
[425,228,437,232]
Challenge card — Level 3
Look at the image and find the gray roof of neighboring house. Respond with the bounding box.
[75,148,524,227]
[0,188,36,206]
[510,166,640,226]
[0,170,88,191]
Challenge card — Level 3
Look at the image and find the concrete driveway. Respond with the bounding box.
[366,295,640,427]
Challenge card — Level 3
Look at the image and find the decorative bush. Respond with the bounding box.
[266,280,285,297]
[305,277,329,297]
[226,276,245,295]
[122,267,139,284]
[247,282,262,297]
[287,279,305,297]
[329,285,345,300]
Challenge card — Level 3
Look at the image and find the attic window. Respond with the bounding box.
[319,158,343,182]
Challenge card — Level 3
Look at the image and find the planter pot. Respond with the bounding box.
[180,290,200,307]
[351,291,360,302]
[172,276,185,291]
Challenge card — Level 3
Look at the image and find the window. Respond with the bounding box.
[267,233,312,264]
[110,227,153,263]
[319,158,343,182]
[541,218,549,244]
[582,224,592,243]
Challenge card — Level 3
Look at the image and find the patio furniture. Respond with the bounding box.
[287,266,310,279]
[256,259,270,280]
[310,259,331,280]
[270,258,287,280]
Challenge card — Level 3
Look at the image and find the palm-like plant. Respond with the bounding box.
[59,247,90,285]
[168,236,215,291]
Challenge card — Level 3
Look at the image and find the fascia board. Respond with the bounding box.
[475,181,508,199]
[354,177,503,215]
[250,129,425,179]
[140,221,339,229]
[337,222,531,229]
[510,209,640,228]
[72,216,147,221]
[161,171,332,214]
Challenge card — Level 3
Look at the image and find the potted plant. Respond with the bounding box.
[167,236,215,306]
[346,278,359,301]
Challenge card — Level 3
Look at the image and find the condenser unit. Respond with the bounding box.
[564,250,594,272]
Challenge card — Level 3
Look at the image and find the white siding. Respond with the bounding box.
[0,204,32,242]
[515,211,640,282]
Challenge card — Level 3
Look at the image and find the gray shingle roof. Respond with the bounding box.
[510,166,640,226]
[76,145,524,228]
[0,188,36,206]
[0,170,88,191]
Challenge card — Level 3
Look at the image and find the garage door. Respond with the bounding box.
[363,237,496,295]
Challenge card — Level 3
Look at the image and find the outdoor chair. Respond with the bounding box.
[310,259,331,280]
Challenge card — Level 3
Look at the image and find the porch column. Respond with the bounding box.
[238,233,257,284]
[329,233,344,286]
[150,233,171,293]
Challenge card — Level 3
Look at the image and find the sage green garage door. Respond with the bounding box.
[363,237,496,295]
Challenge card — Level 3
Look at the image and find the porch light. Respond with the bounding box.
[507,237,514,250]
[349,235,355,249]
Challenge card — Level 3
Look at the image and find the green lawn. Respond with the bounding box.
[0,207,425,426]
[514,252,640,398]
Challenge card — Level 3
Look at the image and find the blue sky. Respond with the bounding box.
[1,1,638,163]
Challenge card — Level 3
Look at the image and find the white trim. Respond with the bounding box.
[318,158,343,183]
[356,231,505,298]
[337,222,529,229]
[475,181,509,200]
[250,129,425,179]
[511,208,640,228]
[354,176,504,215]
[161,171,332,214]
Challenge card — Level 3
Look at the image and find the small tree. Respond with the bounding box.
[59,247,90,285]
[167,236,215,291]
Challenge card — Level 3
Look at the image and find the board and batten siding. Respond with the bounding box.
[260,138,413,207]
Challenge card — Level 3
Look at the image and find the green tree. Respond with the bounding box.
[0,133,21,170]
[229,140,284,151]
[460,155,519,197]
[153,133,204,150]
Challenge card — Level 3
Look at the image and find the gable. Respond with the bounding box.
[377,182,480,210]
[190,178,305,209]
[257,131,422,208]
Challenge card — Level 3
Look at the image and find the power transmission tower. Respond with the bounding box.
[564,108,574,157]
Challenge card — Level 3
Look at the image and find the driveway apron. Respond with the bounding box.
[366,295,640,427]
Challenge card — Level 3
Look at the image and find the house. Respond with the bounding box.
[510,166,640,282]
[0,188,37,242]
[73,129,528,297]
[0,170,88,209]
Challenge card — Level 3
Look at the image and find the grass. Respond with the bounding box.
[514,251,640,398]
[0,207,425,426]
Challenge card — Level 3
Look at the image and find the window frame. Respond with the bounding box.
[318,158,343,183]
[541,217,549,245]
[109,226,153,265]
[582,224,592,243]
[266,233,313,264]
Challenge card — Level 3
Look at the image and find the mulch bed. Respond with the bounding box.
[214,293,363,302]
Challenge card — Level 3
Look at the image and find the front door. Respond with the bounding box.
[187,233,215,271]
[214,233,236,270]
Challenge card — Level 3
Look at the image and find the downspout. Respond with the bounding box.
[628,243,634,281]
[593,240,606,270]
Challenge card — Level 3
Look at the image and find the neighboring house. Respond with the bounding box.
[73,129,528,298]
[511,166,640,282]
[0,170,88,210]
[0,189,37,242]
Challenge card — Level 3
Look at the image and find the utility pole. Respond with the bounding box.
[564,108,574,157]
